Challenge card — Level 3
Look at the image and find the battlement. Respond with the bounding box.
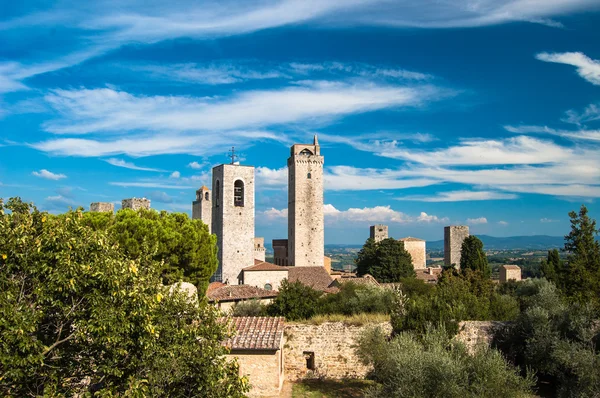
[122,197,151,211]
[90,202,114,213]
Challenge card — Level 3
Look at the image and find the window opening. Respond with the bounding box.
[303,351,315,370]
[234,180,244,207]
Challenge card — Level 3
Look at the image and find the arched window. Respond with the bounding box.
[234,180,244,207]
[205,191,209,201]
[264,283,273,291]
[307,172,312,179]
[215,180,220,207]
[300,148,313,156]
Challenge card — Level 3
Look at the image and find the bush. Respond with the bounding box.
[231,299,268,317]
[317,282,395,316]
[267,280,322,320]
[356,326,534,398]
[356,238,415,282]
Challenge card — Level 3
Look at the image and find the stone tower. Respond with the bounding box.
[288,135,324,267]
[90,202,114,213]
[444,225,470,268]
[122,197,151,210]
[370,225,388,243]
[211,163,255,284]
[192,185,212,233]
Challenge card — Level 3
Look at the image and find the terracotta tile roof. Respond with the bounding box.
[502,265,521,270]
[329,274,380,288]
[207,285,278,302]
[244,259,290,271]
[207,282,226,294]
[225,317,285,350]
[288,266,334,292]
[415,268,442,283]
[399,236,425,242]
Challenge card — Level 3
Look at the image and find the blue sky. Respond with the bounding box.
[1,0,600,244]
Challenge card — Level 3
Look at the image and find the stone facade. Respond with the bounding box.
[399,237,426,269]
[228,350,283,397]
[288,135,324,267]
[90,202,114,213]
[212,164,255,284]
[283,322,392,381]
[192,185,212,233]
[244,269,288,291]
[323,256,332,274]
[121,197,151,210]
[499,265,522,283]
[254,237,266,262]
[273,239,289,266]
[370,225,388,243]
[444,225,469,268]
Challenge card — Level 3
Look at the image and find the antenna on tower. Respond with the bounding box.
[228,146,238,165]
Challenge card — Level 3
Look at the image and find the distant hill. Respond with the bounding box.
[426,235,565,251]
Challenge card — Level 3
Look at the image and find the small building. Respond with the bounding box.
[254,238,266,262]
[243,260,289,291]
[499,265,522,283]
[370,224,388,243]
[399,236,426,269]
[122,197,151,210]
[272,239,289,266]
[415,267,442,284]
[225,317,285,397]
[207,284,278,312]
[90,202,114,213]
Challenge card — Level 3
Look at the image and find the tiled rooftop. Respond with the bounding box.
[288,266,335,292]
[225,316,285,350]
[207,285,278,302]
[399,236,425,242]
[244,259,289,272]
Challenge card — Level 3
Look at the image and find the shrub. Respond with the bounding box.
[317,282,395,316]
[231,299,268,317]
[267,280,322,320]
[356,238,415,282]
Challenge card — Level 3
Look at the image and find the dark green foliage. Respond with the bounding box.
[267,280,322,320]
[460,235,491,278]
[494,279,600,397]
[0,198,248,397]
[317,282,395,316]
[540,248,563,283]
[356,326,534,398]
[80,208,217,295]
[356,238,415,282]
[231,299,268,317]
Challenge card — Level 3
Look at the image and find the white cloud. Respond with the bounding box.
[188,161,202,169]
[325,166,438,191]
[536,52,600,85]
[397,190,517,202]
[417,212,449,223]
[146,190,173,203]
[32,169,67,180]
[109,182,194,189]
[467,217,488,225]
[289,61,432,80]
[256,167,288,188]
[263,207,288,219]
[104,158,165,171]
[541,218,559,223]
[170,171,181,179]
[505,125,600,142]
[562,103,600,126]
[498,221,509,226]
[44,195,79,210]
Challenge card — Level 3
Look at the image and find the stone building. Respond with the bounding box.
[370,224,388,243]
[399,236,426,269]
[226,317,285,397]
[499,265,522,283]
[243,260,289,291]
[444,225,469,268]
[254,237,266,262]
[287,135,324,267]
[90,202,114,213]
[272,239,289,266]
[211,163,255,284]
[207,284,277,312]
[192,185,212,233]
[121,197,151,210]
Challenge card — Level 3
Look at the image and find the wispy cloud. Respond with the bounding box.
[104,158,166,171]
[498,220,509,226]
[467,217,488,225]
[188,161,203,169]
[541,217,559,223]
[32,169,67,180]
[146,190,174,203]
[536,52,600,85]
[505,125,600,142]
[109,182,195,189]
[397,190,517,202]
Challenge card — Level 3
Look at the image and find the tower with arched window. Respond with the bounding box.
[211,163,255,284]
[192,185,212,233]
[287,135,324,267]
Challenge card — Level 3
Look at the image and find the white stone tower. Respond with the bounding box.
[444,225,470,268]
[192,185,212,233]
[211,163,255,284]
[288,135,324,267]
[370,225,388,243]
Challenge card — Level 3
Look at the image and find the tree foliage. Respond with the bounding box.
[460,235,490,278]
[357,326,534,398]
[267,280,322,320]
[0,198,248,397]
[356,238,415,282]
[80,208,217,295]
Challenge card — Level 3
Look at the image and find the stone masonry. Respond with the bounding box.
[254,237,266,262]
[370,225,388,243]
[121,197,151,210]
[288,135,324,267]
[272,239,289,266]
[499,265,522,283]
[399,237,426,269]
[90,202,114,213]
[192,185,212,233]
[444,225,469,268]
[212,163,255,284]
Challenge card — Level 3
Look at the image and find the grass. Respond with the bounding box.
[291,379,375,398]
[301,313,390,326]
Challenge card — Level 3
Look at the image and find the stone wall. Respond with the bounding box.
[370,225,388,243]
[444,225,469,268]
[455,321,505,353]
[500,265,522,283]
[229,349,283,397]
[90,202,114,213]
[121,198,151,210]
[192,186,212,233]
[273,239,288,266]
[243,270,288,291]
[401,239,426,269]
[254,237,266,262]
[283,322,392,381]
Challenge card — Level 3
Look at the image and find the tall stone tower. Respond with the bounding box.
[192,186,212,233]
[288,135,324,267]
[444,225,470,268]
[212,163,255,284]
[370,225,388,243]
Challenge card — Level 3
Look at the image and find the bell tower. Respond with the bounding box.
[192,186,212,233]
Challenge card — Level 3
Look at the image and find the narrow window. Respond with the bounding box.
[234,180,244,207]
[215,180,220,207]
[264,283,272,291]
[307,172,311,179]
[205,192,209,201]
[303,351,315,370]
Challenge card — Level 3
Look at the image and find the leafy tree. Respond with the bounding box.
[460,235,490,278]
[356,238,415,282]
[540,248,563,285]
[357,326,534,398]
[267,280,322,320]
[0,197,248,397]
[316,282,395,316]
[231,300,268,317]
[80,208,217,295]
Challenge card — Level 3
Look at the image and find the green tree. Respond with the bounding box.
[80,208,217,295]
[540,249,563,284]
[356,238,415,282]
[460,235,490,278]
[267,280,322,320]
[0,198,248,397]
